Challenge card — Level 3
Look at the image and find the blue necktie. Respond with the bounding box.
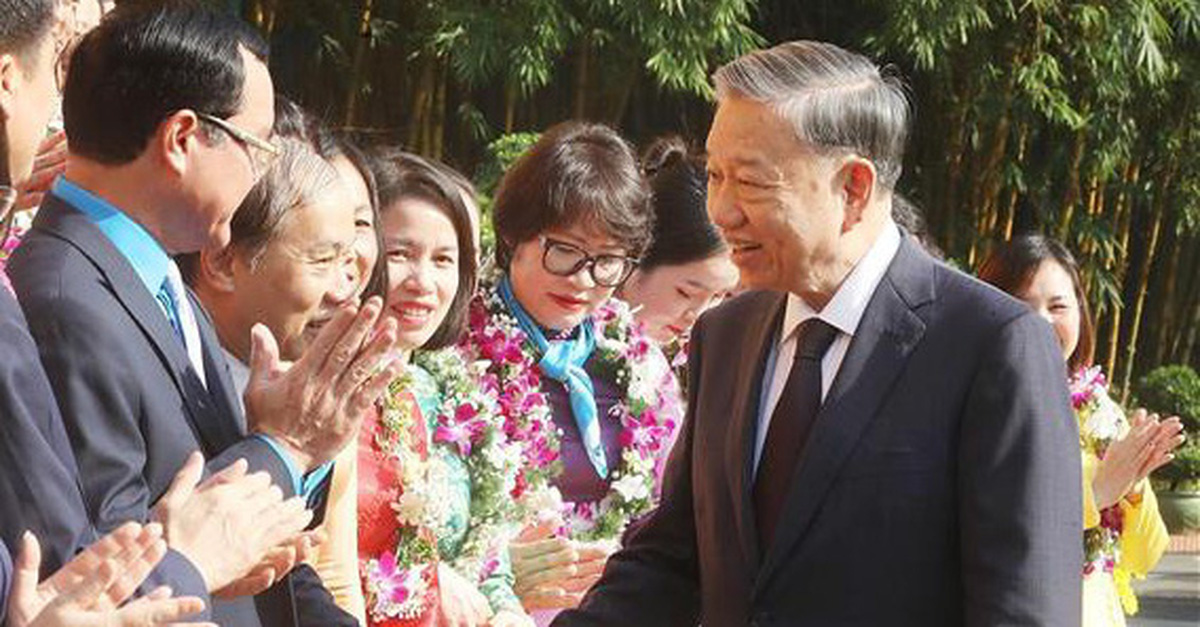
[156,278,186,348]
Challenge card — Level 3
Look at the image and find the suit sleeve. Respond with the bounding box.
[22,294,212,615]
[290,564,360,626]
[0,294,95,578]
[0,539,11,621]
[958,311,1082,626]
[554,319,704,626]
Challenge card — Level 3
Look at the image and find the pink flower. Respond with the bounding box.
[479,555,502,581]
[455,403,479,423]
[1068,366,1107,409]
[369,552,412,606]
[596,306,618,323]
[435,421,476,457]
[626,335,651,361]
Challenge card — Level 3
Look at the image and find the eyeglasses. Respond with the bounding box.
[195,112,280,176]
[539,236,637,288]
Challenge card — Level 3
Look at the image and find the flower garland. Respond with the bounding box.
[361,374,438,624]
[411,349,523,585]
[1070,365,1139,615]
[461,276,684,541]
[662,335,691,397]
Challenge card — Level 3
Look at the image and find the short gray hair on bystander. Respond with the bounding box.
[229,136,339,269]
[713,40,910,190]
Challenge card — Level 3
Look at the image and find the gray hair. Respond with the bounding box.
[229,136,339,269]
[713,40,910,189]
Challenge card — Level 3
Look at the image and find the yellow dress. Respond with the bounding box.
[310,443,368,624]
[1075,372,1170,627]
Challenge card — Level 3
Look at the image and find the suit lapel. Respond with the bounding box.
[725,291,786,572]
[34,196,236,455]
[190,289,246,439]
[755,240,933,593]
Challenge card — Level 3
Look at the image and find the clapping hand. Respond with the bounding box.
[14,131,67,212]
[151,452,314,593]
[245,296,403,473]
[212,529,326,599]
[436,563,493,627]
[1093,409,1185,509]
[7,524,211,627]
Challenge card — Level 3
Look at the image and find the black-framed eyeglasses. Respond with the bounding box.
[195,112,280,176]
[539,236,637,288]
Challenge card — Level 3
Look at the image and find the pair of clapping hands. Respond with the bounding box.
[1093,409,1186,510]
[8,453,319,627]
[509,520,616,612]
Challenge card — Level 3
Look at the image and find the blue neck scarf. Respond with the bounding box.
[498,276,608,478]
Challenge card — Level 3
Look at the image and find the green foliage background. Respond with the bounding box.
[214,0,1198,394]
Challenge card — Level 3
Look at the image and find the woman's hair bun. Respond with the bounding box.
[641,135,689,177]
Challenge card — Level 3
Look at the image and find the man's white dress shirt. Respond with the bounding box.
[753,220,902,474]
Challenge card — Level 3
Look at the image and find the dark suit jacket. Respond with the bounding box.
[558,238,1083,626]
[0,539,10,620]
[0,287,96,577]
[9,193,355,626]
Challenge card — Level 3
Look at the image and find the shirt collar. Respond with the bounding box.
[52,176,171,296]
[781,218,902,345]
[223,347,250,399]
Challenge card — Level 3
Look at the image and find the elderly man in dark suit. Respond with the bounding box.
[557,41,1082,627]
[8,3,402,626]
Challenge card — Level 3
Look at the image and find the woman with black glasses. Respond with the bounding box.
[457,121,684,624]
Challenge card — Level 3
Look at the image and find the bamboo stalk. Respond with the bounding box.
[1119,167,1173,402]
[1103,163,1139,377]
[344,0,376,127]
[1056,130,1087,240]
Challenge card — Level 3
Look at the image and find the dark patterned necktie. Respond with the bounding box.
[753,318,840,550]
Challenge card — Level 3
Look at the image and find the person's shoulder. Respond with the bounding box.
[8,227,100,303]
[925,259,1032,332]
[701,289,781,328]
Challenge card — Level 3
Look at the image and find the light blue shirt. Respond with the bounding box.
[53,177,329,499]
[52,177,169,298]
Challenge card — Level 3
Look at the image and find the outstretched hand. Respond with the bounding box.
[510,520,612,612]
[245,296,403,472]
[7,524,211,627]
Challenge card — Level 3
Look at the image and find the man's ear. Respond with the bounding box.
[199,244,238,294]
[0,52,19,122]
[157,110,204,177]
[838,156,877,233]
